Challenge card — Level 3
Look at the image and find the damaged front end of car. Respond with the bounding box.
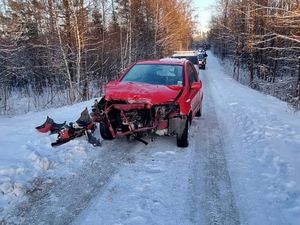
[91,97,187,143]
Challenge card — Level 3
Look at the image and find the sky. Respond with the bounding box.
[192,0,216,33]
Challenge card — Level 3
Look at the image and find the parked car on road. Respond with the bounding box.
[92,58,203,147]
[198,53,208,69]
[172,51,199,73]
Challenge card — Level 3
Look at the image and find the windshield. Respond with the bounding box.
[121,64,184,86]
[198,54,206,60]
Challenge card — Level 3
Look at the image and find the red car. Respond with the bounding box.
[92,58,203,147]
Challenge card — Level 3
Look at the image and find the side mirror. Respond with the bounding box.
[191,81,202,90]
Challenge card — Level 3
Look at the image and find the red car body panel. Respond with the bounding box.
[92,59,203,145]
[104,81,181,106]
[105,59,202,115]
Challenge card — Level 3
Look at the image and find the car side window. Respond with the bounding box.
[188,64,198,87]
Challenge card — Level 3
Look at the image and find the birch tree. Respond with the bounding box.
[0,0,195,114]
[209,0,300,108]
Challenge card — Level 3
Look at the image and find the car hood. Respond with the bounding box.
[104,81,182,105]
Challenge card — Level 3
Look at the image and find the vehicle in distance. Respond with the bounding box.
[92,58,203,147]
[172,51,200,73]
[197,52,208,69]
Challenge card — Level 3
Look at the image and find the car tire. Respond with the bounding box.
[195,107,202,117]
[177,119,189,147]
[100,121,113,140]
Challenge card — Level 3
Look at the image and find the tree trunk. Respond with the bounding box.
[298,57,300,99]
[154,0,160,57]
[221,0,229,60]
[79,0,88,100]
[63,0,74,83]
[128,0,132,64]
[55,0,75,103]
[101,0,106,80]
[248,0,255,84]
[48,0,55,33]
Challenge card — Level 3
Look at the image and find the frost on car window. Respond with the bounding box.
[122,64,184,86]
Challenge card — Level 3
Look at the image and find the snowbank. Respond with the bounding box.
[0,99,98,219]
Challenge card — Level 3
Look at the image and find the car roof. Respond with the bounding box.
[136,59,187,66]
[172,51,198,57]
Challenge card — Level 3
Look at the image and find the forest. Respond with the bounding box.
[0,0,193,115]
[0,0,300,115]
[208,0,300,109]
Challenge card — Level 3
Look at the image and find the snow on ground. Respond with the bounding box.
[73,142,195,225]
[0,51,300,225]
[0,100,99,220]
[202,53,300,225]
[73,52,300,225]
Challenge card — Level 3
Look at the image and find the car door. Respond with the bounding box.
[187,63,201,116]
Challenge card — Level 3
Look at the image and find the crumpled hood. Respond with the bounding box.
[104,81,182,105]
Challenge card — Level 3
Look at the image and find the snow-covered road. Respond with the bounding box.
[204,54,300,225]
[1,52,300,225]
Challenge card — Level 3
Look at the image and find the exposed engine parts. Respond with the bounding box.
[91,97,182,140]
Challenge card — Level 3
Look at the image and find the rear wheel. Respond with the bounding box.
[176,119,189,147]
[100,122,113,140]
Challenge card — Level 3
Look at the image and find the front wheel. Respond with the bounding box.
[100,122,114,140]
[176,119,189,147]
[195,107,202,117]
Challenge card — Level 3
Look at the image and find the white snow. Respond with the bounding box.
[73,141,196,225]
[202,53,300,225]
[0,51,300,225]
[0,100,98,218]
[159,57,186,63]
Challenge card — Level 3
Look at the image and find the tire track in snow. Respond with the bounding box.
[195,69,240,225]
[5,139,142,225]
[206,54,300,224]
